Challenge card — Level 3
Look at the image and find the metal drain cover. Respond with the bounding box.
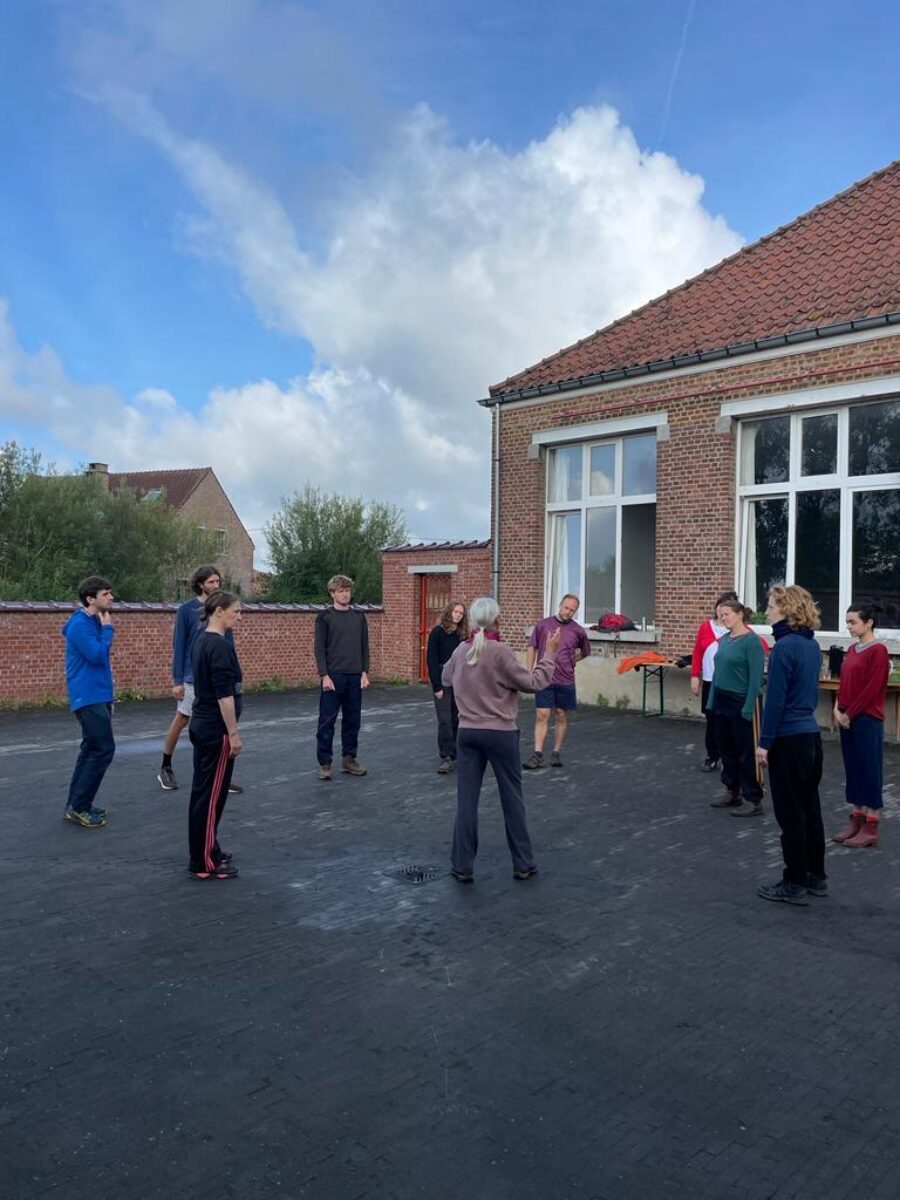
[384,864,443,885]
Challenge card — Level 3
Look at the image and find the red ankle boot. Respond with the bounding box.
[832,812,864,843]
[843,817,879,849]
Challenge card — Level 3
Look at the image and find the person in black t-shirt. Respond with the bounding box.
[314,573,370,780]
[426,600,468,774]
[188,591,244,880]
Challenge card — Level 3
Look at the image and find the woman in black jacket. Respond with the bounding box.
[427,601,468,774]
[188,591,244,880]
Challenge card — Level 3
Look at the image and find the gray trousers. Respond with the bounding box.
[452,727,535,873]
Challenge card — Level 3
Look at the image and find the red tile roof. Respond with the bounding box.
[107,468,211,509]
[491,159,900,397]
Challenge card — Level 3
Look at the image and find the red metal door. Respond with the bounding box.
[418,574,452,682]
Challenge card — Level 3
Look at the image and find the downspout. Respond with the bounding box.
[491,401,500,600]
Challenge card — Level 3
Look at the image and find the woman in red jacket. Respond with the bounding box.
[832,602,891,848]
[690,591,738,771]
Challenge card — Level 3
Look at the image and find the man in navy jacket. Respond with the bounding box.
[62,575,116,828]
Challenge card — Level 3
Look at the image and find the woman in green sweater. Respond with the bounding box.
[707,598,766,816]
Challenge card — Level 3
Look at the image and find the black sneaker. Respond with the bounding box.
[757,880,809,906]
[523,752,546,770]
[550,751,563,768]
[437,758,455,775]
[157,765,178,791]
[513,865,539,881]
[450,867,474,883]
[190,863,239,880]
[701,758,719,773]
[806,873,828,897]
[227,783,244,795]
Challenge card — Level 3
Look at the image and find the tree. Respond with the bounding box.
[0,441,221,600]
[265,486,407,603]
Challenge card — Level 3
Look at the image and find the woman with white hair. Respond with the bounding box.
[441,596,559,882]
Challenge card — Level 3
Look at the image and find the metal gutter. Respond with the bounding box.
[478,311,900,407]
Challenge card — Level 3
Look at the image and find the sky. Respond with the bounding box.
[1,0,899,560]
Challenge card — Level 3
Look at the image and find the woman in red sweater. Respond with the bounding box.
[690,590,738,771]
[832,602,891,848]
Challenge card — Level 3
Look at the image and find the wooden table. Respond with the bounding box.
[819,678,900,742]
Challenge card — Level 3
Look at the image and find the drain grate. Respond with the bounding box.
[384,864,444,885]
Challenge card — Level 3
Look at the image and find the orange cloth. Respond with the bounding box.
[616,652,670,675]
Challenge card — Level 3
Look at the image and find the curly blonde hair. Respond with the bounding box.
[769,585,821,630]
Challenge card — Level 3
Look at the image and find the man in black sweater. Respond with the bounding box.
[314,574,370,780]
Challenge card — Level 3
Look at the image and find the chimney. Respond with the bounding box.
[86,463,110,489]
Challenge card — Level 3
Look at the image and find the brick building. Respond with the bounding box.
[479,161,900,714]
[87,464,254,595]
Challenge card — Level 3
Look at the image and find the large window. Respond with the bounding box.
[738,399,900,630]
[546,433,656,623]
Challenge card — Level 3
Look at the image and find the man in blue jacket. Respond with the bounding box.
[62,575,116,828]
[157,563,242,794]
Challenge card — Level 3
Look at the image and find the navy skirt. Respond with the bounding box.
[839,713,884,810]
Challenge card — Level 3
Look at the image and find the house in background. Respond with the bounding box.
[86,463,254,595]
[480,159,900,711]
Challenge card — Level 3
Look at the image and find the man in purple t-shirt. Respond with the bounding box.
[524,594,591,769]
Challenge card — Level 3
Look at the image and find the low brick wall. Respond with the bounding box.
[0,603,384,705]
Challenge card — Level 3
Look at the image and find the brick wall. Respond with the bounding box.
[181,474,255,595]
[0,605,384,705]
[495,332,900,654]
[380,546,493,680]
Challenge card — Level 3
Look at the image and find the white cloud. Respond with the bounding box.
[2,80,743,553]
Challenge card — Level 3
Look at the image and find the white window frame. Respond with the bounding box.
[736,401,900,632]
[544,435,657,620]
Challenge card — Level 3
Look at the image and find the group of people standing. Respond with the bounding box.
[691,586,891,905]
[61,565,891,898]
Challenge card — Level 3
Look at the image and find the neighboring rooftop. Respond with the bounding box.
[102,466,211,509]
[383,540,491,552]
[490,158,900,399]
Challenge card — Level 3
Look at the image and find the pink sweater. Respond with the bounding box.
[442,640,557,730]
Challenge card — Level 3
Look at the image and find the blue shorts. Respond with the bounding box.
[535,684,577,711]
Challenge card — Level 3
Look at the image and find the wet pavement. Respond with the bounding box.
[2,686,900,1200]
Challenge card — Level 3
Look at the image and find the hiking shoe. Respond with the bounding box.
[318,763,332,781]
[64,807,106,828]
[711,792,741,808]
[342,756,368,776]
[701,757,719,773]
[190,863,239,881]
[731,802,763,817]
[89,807,107,820]
[806,873,828,897]
[550,751,563,768]
[513,865,539,881]
[157,765,178,791]
[227,783,244,795]
[437,758,455,775]
[757,880,809,906]
[450,867,474,883]
[523,752,546,770]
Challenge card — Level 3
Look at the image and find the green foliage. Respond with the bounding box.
[265,485,407,604]
[595,692,610,708]
[115,688,148,702]
[246,676,288,693]
[615,695,630,710]
[0,441,221,600]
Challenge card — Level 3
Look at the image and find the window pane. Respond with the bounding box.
[745,497,787,611]
[585,508,616,622]
[549,445,583,502]
[801,413,837,476]
[740,416,790,485]
[622,433,656,495]
[853,489,900,628]
[589,444,615,496]
[549,513,581,613]
[795,490,841,630]
[621,504,656,624]
[849,400,900,476]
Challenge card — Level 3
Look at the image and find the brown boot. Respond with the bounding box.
[711,790,741,808]
[342,755,368,776]
[843,816,879,848]
[832,811,864,843]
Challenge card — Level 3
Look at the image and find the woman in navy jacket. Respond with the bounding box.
[755,585,825,906]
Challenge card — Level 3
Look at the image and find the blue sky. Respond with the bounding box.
[1,0,898,550]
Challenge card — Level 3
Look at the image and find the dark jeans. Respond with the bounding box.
[433,688,459,760]
[714,692,763,803]
[768,732,825,886]
[188,731,235,873]
[452,727,535,873]
[316,672,363,764]
[701,681,719,761]
[67,703,115,812]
